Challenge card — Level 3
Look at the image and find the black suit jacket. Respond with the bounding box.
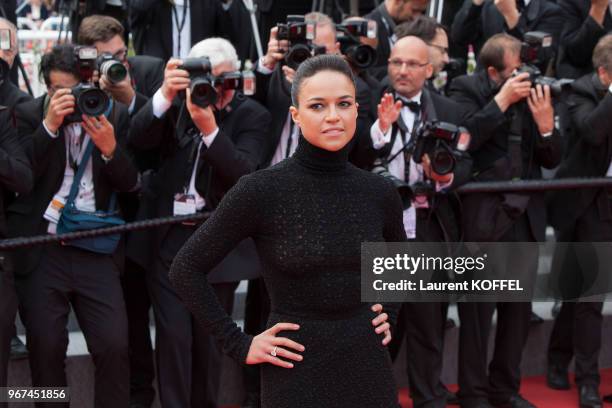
[129,0,232,61]
[549,73,612,232]
[556,0,612,79]
[0,80,31,111]
[127,92,270,282]
[7,97,138,277]
[449,71,562,241]
[364,4,394,81]
[128,55,165,115]
[451,0,563,58]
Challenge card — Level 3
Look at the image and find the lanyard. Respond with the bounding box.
[182,130,202,193]
[172,0,189,57]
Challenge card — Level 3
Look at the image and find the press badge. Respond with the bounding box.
[173,193,197,215]
[43,195,66,224]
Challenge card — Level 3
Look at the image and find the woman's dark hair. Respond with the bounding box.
[291,54,356,107]
[40,44,80,88]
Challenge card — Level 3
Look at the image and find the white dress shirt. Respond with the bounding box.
[270,112,299,166]
[172,0,191,59]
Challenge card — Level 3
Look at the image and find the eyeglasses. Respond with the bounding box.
[388,59,429,70]
[428,43,449,55]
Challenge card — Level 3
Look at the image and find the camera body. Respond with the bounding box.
[371,160,414,209]
[413,121,471,176]
[178,57,255,109]
[336,20,377,70]
[276,15,324,69]
[64,46,111,124]
[97,53,127,84]
[516,31,573,98]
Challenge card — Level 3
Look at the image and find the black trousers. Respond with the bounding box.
[0,256,17,408]
[389,210,451,408]
[122,258,155,405]
[18,244,129,408]
[457,214,536,406]
[148,256,238,408]
[547,201,611,388]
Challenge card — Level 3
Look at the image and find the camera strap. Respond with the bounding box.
[508,105,524,180]
[181,128,202,194]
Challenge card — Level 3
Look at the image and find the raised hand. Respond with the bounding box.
[377,93,403,134]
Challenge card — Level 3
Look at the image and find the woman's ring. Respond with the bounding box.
[271,346,278,357]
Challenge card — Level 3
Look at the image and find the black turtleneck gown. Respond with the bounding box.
[169,137,407,407]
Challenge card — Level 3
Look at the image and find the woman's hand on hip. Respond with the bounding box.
[246,323,305,368]
[371,304,392,346]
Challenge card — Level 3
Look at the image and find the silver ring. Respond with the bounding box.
[270,346,278,357]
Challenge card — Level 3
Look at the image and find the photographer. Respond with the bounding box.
[369,35,472,407]
[0,106,32,408]
[128,37,269,408]
[451,0,563,59]
[546,34,612,408]
[78,14,165,408]
[6,44,138,407]
[78,15,164,116]
[448,33,561,408]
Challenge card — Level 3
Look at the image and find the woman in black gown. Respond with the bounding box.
[169,55,407,407]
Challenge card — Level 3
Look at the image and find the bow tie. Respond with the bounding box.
[398,99,421,113]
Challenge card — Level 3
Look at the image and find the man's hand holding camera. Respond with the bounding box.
[527,84,554,136]
[44,89,75,134]
[160,59,191,102]
[262,27,290,71]
[377,93,403,134]
[99,70,135,107]
[186,88,218,136]
[422,154,453,184]
[494,72,532,112]
[81,114,117,158]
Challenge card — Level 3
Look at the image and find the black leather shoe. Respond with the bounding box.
[242,392,261,408]
[579,385,602,408]
[492,394,536,408]
[547,363,570,390]
[9,336,28,360]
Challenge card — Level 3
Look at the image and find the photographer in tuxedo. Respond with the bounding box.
[546,34,612,408]
[128,37,269,408]
[0,107,33,408]
[448,33,562,408]
[7,44,138,407]
[77,14,165,408]
[369,35,472,407]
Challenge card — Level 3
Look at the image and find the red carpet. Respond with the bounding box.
[397,368,612,407]
[223,368,612,407]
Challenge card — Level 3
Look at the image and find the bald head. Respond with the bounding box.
[0,18,17,68]
[392,35,430,63]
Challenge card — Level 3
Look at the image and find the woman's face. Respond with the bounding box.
[290,70,357,152]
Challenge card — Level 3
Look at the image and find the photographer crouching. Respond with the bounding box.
[6,44,138,407]
[448,33,562,408]
[127,38,270,408]
[369,35,472,407]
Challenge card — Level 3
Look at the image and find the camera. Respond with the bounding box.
[178,57,255,109]
[97,53,127,84]
[515,31,573,98]
[64,46,111,124]
[336,20,377,70]
[412,121,471,176]
[371,160,414,209]
[276,15,325,69]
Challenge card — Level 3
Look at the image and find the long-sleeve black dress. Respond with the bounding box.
[169,136,407,407]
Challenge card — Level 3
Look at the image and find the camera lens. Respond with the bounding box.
[78,87,110,117]
[101,60,127,84]
[349,45,375,69]
[432,149,455,176]
[190,77,217,108]
[286,44,312,70]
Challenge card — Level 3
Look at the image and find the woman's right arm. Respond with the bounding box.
[169,175,260,363]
